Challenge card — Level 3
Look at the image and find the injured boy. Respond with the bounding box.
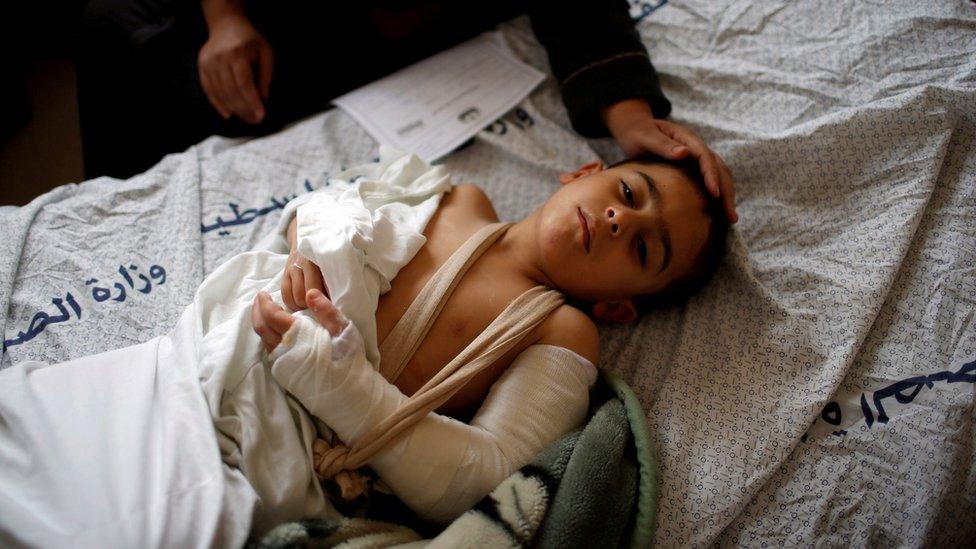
[243,147,729,523]
[0,148,728,548]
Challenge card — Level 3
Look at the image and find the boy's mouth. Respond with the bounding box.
[577,207,591,253]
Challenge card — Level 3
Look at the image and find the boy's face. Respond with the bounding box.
[535,161,711,303]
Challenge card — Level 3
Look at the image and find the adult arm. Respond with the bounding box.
[528,0,670,137]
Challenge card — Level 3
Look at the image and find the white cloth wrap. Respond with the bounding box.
[271,313,597,522]
[276,146,452,368]
[194,147,454,533]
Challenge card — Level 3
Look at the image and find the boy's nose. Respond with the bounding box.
[606,207,620,235]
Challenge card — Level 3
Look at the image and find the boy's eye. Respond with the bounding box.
[637,236,647,267]
[621,180,635,206]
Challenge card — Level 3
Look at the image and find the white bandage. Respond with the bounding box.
[270,317,594,522]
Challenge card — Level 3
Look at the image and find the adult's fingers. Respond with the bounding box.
[699,152,722,199]
[306,289,347,337]
[638,127,690,160]
[199,69,231,119]
[716,155,738,223]
[667,125,722,198]
[231,57,264,123]
[209,64,239,121]
[216,63,253,122]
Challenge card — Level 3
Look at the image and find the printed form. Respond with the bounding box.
[333,34,545,162]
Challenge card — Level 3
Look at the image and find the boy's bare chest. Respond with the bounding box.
[373,210,539,414]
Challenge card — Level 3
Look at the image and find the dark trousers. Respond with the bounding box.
[76,0,520,179]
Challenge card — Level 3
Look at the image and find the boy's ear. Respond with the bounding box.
[591,300,638,324]
[559,160,605,185]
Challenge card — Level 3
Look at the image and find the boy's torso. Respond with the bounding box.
[375,184,550,417]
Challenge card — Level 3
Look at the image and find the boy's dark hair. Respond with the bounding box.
[609,154,730,312]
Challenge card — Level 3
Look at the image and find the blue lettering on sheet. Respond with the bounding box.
[2,264,168,351]
[629,0,668,22]
[803,359,976,439]
[821,401,842,425]
[201,179,319,236]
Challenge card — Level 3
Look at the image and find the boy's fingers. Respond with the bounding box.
[289,268,307,309]
[307,289,347,337]
[258,291,294,335]
[268,308,294,335]
[251,293,281,352]
[281,271,296,311]
[250,294,266,335]
[303,263,326,298]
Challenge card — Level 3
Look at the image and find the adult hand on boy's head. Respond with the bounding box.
[198,12,274,124]
[601,98,738,223]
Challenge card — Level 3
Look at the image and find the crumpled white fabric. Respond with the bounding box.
[0,147,454,547]
[195,147,453,534]
[276,145,452,368]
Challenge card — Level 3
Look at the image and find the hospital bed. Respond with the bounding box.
[2,0,974,545]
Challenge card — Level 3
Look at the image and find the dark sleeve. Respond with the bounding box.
[528,0,671,137]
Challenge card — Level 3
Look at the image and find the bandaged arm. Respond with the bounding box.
[270,315,596,523]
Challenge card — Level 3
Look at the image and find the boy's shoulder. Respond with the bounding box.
[537,304,600,365]
[445,183,497,223]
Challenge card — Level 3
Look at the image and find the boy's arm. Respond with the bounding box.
[257,292,592,522]
[286,216,298,249]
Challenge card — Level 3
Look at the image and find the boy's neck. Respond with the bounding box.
[485,211,555,291]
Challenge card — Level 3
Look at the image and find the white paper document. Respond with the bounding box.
[333,34,545,162]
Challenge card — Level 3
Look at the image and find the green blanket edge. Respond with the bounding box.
[600,369,658,548]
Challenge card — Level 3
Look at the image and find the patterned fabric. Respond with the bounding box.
[625,2,976,545]
[1,1,973,545]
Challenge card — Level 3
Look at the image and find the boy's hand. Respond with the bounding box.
[251,290,347,353]
[601,98,738,223]
[282,248,329,311]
